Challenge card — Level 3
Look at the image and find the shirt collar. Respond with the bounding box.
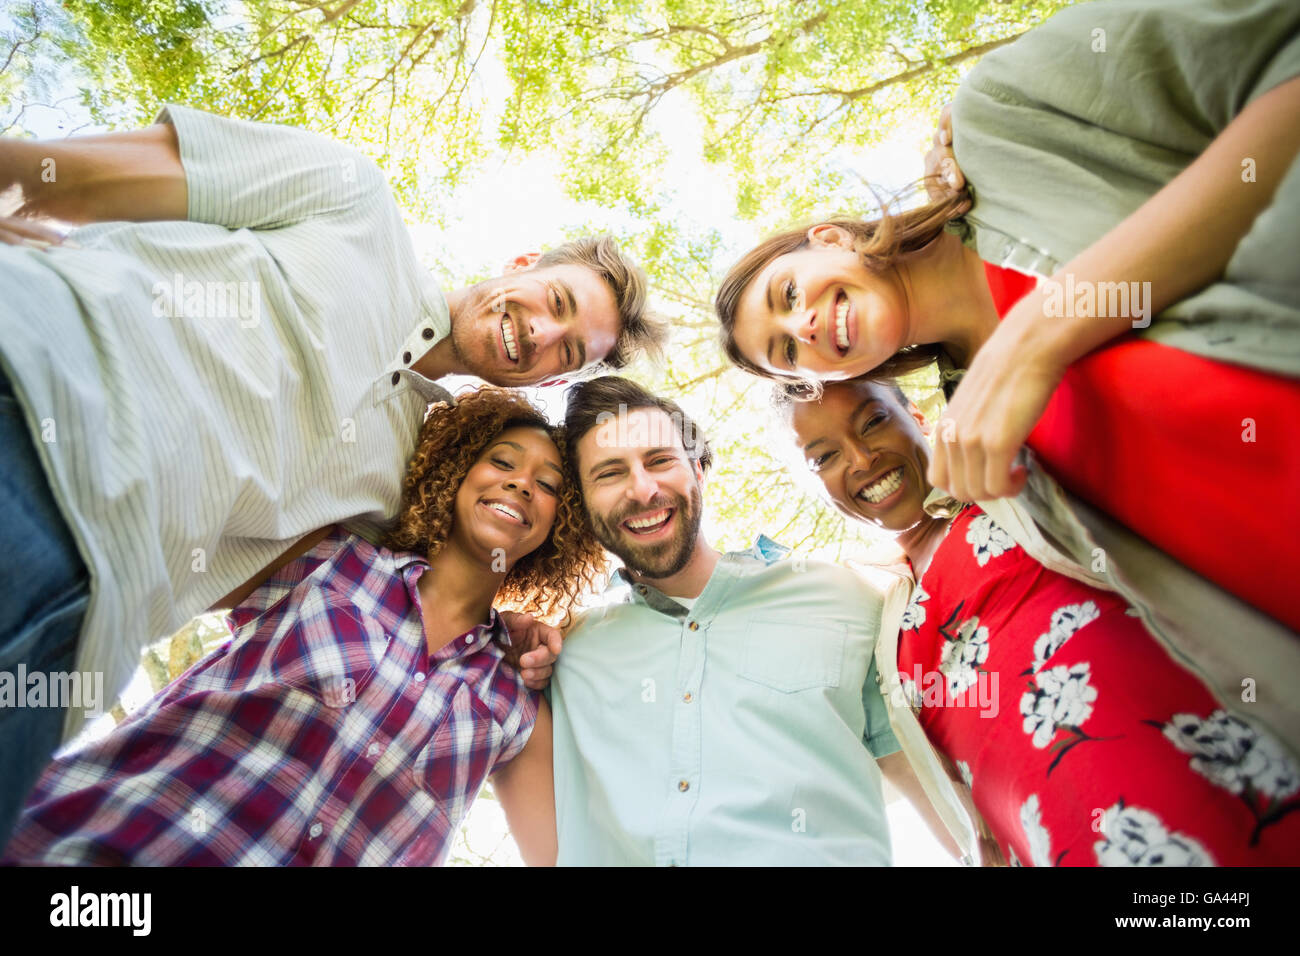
[609,534,789,614]
[399,555,512,650]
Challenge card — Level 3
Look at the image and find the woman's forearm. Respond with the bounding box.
[1014,74,1300,369]
[2,123,187,224]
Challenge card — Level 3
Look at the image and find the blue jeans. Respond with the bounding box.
[0,367,89,848]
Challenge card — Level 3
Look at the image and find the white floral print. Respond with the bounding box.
[940,616,990,697]
[901,586,929,631]
[1020,794,1054,867]
[1030,601,1100,672]
[1020,662,1097,749]
[965,514,1016,567]
[1094,802,1215,866]
[1161,710,1300,801]
[898,673,922,714]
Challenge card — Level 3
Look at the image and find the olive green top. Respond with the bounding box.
[950,0,1300,375]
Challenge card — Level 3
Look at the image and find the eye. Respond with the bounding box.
[784,337,797,368]
[538,479,559,496]
[809,450,836,472]
[551,287,563,314]
[492,457,513,470]
[861,412,888,433]
[564,341,575,370]
[783,281,800,311]
[650,456,674,467]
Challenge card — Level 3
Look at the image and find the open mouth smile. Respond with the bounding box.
[622,507,674,537]
[481,498,530,526]
[857,466,904,506]
[832,291,854,357]
[500,314,520,363]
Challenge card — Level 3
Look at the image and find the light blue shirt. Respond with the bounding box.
[550,538,901,866]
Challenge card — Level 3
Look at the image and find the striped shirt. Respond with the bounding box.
[2,528,537,866]
[0,105,452,740]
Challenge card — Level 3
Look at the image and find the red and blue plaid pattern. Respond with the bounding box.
[4,527,537,866]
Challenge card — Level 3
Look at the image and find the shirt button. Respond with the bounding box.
[391,372,400,386]
[637,586,648,595]
[402,351,412,364]
[422,328,435,340]
[465,634,474,644]
[414,672,426,683]
[687,621,699,631]
[677,780,690,792]
[309,822,323,839]
[368,743,381,757]
[682,692,693,703]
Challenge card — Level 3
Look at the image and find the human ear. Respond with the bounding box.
[503,252,541,274]
[805,224,855,251]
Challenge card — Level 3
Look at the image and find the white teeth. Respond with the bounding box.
[501,316,518,361]
[626,509,671,530]
[487,502,524,522]
[834,295,850,351]
[858,467,903,504]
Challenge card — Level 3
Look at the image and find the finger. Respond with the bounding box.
[521,665,553,690]
[1006,464,1029,498]
[937,103,953,146]
[927,428,952,494]
[983,446,1021,500]
[544,628,563,657]
[519,645,558,669]
[2,214,66,244]
[958,438,988,503]
[940,156,965,193]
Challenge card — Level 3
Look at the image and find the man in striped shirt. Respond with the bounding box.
[0,106,664,841]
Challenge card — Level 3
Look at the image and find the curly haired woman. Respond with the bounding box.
[3,388,605,866]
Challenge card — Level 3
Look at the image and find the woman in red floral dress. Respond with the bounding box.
[782,377,1300,865]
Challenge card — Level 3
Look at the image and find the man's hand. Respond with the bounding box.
[0,214,68,250]
[499,610,563,691]
[923,103,966,202]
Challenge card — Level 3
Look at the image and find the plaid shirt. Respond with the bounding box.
[4,528,537,866]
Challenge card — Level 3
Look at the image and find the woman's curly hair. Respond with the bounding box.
[381,387,607,629]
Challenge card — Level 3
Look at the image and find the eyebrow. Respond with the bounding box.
[489,440,563,475]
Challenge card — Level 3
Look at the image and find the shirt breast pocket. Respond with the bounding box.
[738,617,846,693]
[412,684,504,805]
[258,590,388,708]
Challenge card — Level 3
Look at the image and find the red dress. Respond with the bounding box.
[897,505,1300,865]
[982,263,1300,633]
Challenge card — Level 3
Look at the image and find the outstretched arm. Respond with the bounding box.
[929,75,1300,501]
[491,696,557,866]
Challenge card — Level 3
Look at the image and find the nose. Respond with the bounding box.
[502,475,533,499]
[786,308,818,346]
[625,463,659,505]
[845,440,878,478]
[529,313,564,352]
